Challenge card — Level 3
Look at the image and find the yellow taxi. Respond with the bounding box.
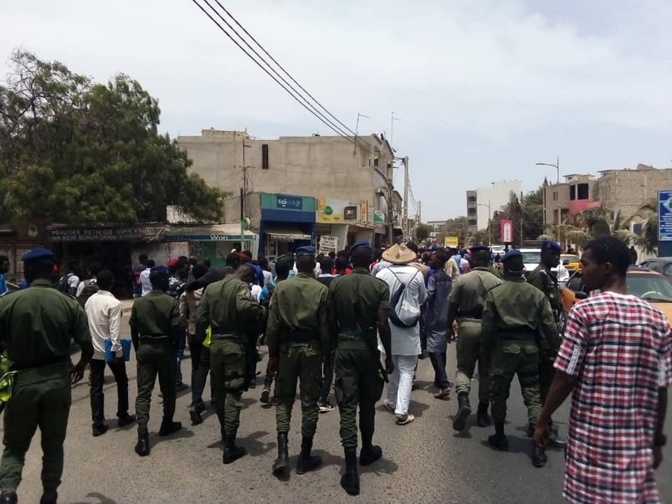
[560,254,580,274]
[560,266,672,328]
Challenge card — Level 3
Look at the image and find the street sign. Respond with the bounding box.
[659,190,672,242]
[444,236,459,248]
[500,220,513,243]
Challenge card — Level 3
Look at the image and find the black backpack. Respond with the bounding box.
[57,274,72,293]
[77,279,99,308]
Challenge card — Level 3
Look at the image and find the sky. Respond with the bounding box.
[2,0,672,221]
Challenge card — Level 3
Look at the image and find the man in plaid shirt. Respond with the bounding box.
[534,237,671,504]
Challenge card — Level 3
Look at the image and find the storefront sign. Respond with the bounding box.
[317,197,363,224]
[359,201,369,224]
[444,236,459,248]
[276,195,303,210]
[319,235,338,254]
[374,210,385,224]
[46,226,164,243]
[500,220,514,243]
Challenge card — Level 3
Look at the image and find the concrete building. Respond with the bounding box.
[466,180,523,233]
[178,129,401,255]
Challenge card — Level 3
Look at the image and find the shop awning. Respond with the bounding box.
[166,224,257,243]
[264,226,312,241]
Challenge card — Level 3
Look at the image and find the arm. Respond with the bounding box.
[328,288,339,350]
[536,371,577,429]
[109,301,123,357]
[377,283,394,373]
[537,297,561,359]
[480,292,497,351]
[129,305,140,351]
[317,289,330,354]
[236,284,264,320]
[426,275,437,303]
[71,304,93,383]
[169,299,182,342]
[195,290,210,344]
[179,292,188,329]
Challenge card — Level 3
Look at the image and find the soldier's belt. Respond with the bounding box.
[287,328,316,344]
[11,357,69,371]
[458,311,482,320]
[211,326,237,336]
[139,335,171,343]
[498,329,536,340]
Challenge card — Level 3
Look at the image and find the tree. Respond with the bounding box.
[0,50,225,226]
[439,216,468,245]
[559,206,635,248]
[628,199,658,254]
[488,188,544,245]
[415,223,432,243]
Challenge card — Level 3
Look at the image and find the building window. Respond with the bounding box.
[468,219,477,227]
[262,144,269,170]
[468,209,476,217]
[577,183,589,200]
[569,185,576,201]
[467,196,477,203]
[374,158,379,167]
[552,192,558,201]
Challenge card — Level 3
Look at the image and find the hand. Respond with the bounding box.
[446,326,456,343]
[267,355,278,377]
[533,421,550,450]
[70,362,86,384]
[653,446,663,470]
[384,357,395,375]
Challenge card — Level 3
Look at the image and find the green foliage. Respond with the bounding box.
[627,200,658,254]
[488,187,545,245]
[559,206,636,248]
[415,223,432,242]
[440,216,468,245]
[0,50,225,225]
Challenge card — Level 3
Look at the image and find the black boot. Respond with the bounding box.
[135,433,150,457]
[296,436,322,474]
[488,421,509,451]
[40,491,58,504]
[532,442,548,468]
[547,429,567,449]
[0,491,17,504]
[359,444,383,466]
[272,433,289,475]
[476,402,491,427]
[159,420,182,437]
[452,392,472,431]
[340,447,360,496]
[222,434,246,464]
[189,406,204,425]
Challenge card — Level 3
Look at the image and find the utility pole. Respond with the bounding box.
[240,139,252,252]
[391,112,400,146]
[535,156,561,242]
[402,156,409,240]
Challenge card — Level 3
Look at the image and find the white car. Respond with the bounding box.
[519,247,567,284]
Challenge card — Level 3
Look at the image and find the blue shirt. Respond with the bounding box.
[259,281,277,302]
[0,274,6,295]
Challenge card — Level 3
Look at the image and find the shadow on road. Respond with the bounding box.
[243,430,276,457]
[150,427,195,448]
[72,492,118,504]
[360,456,399,476]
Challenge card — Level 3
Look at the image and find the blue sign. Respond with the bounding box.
[276,195,303,210]
[658,190,672,242]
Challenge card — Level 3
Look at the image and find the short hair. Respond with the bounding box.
[433,250,449,265]
[336,249,349,258]
[405,242,419,253]
[149,269,168,289]
[296,255,315,273]
[96,270,115,290]
[226,253,241,267]
[328,251,336,259]
[258,255,270,270]
[319,256,334,273]
[191,264,208,280]
[335,256,349,272]
[146,259,156,268]
[351,247,373,268]
[178,256,188,263]
[472,250,490,265]
[583,237,630,277]
[274,258,292,279]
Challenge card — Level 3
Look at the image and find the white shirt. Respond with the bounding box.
[140,268,152,297]
[376,265,427,356]
[556,263,569,282]
[85,290,123,360]
[262,270,273,287]
[371,260,392,277]
[66,274,80,295]
[250,284,263,303]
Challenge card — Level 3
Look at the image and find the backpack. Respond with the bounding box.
[57,273,72,293]
[387,268,421,328]
[77,279,99,308]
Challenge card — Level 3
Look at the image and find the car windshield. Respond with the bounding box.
[521,251,541,264]
[627,274,672,302]
[562,255,579,262]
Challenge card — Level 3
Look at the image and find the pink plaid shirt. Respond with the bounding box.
[556,292,672,504]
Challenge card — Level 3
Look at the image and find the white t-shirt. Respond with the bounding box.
[376,265,427,356]
[67,274,80,294]
[140,268,152,297]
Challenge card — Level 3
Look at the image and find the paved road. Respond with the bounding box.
[6,325,672,504]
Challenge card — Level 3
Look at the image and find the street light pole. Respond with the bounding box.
[478,201,492,245]
[535,157,561,242]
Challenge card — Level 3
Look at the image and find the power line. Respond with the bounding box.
[210,0,358,137]
[192,0,359,146]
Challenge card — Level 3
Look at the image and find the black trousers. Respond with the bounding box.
[90,358,129,427]
[188,334,212,408]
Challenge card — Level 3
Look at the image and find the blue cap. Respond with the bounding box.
[295,246,316,257]
[351,241,371,252]
[150,266,170,275]
[501,249,522,262]
[469,245,489,253]
[542,239,562,252]
[21,248,54,263]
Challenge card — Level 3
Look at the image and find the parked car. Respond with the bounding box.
[560,266,672,331]
[640,257,672,280]
[560,254,580,274]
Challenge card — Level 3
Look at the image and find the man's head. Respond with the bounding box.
[334,256,349,273]
[239,250,253,264]
[469,246,490,268]
[295,246,316,274]
[430,250,449,270]
[176,257,190,280]
[138,254,148,266]
[405,242,419,255]
[235,263,256,284]
[21,249,54,283]
[350,241,373,269]
[501,250,525,277]
[275,258,292,281]
[191,264,208,281]
[96,270,115,291]
[86,262,102,279]
[319,256,334,274]
[581,237,630,291]
[258,255,270,271]
[328,251,336,259]
[0,255,9,275]
[541,239,561,269]
[203,258,211,269]
[149,266,170,291]
[146,259,156,269]
[189,256,198,267]
[226,253,241,269]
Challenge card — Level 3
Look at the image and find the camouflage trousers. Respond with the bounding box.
[210,336,247,438]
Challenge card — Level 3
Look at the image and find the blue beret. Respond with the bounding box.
[469,246,490,253]
[502,249,522,262]
[150,266,170,275]
[295,246,316,257]
[21,248,54,263]
[351,241,371,252]
[542,239,562,252]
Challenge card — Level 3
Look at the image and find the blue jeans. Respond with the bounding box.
[428,351,450,389]
[175,329,186,386]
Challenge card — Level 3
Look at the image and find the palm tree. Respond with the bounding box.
[553,206,636,248]
[627,199,658,254]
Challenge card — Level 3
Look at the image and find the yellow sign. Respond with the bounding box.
[444,236,459,248]
[317,197,359,224]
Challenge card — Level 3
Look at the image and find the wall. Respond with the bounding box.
[466,181,522,231]
[597,164,672,219]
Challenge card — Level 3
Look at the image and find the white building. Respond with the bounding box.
[466,180,522,232]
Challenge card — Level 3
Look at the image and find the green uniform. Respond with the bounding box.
[481,278,558,425]
[0,280,91,494]
[266,273,329,438]
[329,268,389,449]
[449,268,503,403]
[196,275,264,438]
[526,265,563,406]
[129,290,181,436]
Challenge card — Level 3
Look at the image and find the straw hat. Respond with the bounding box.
[382,243,417,265]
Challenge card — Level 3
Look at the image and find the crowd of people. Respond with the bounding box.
[0,236,669,503]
